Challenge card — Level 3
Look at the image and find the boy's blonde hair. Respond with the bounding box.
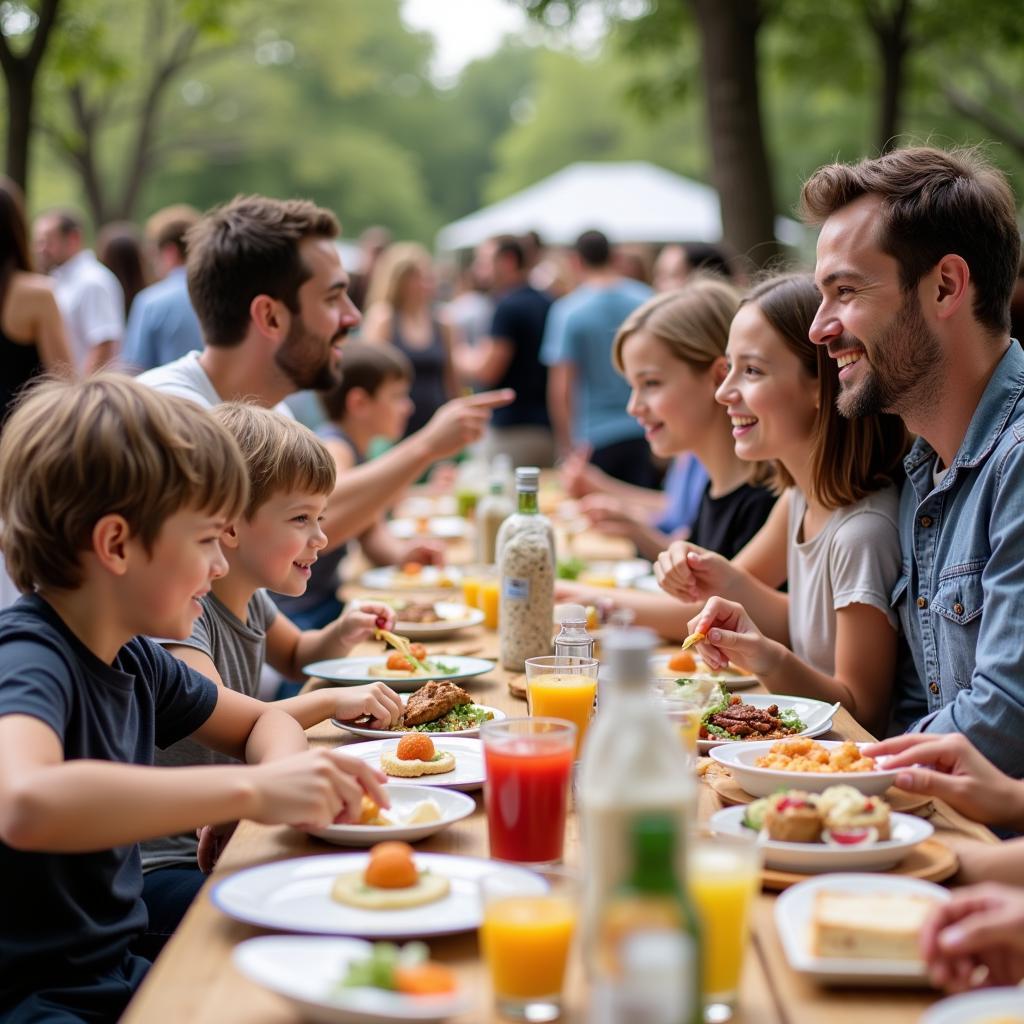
[0,375,249,592]
[212,403,336,519]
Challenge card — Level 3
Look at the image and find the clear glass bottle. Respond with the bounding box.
[579,627,701,1024]
[476,477,513,565]
[593,815,703,1024]
[553,603,594,661]
[497,467,555,671]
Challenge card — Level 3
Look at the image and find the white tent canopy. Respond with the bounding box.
[436,160,801,252]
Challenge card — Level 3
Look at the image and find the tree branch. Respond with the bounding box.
[941,80,1024,160]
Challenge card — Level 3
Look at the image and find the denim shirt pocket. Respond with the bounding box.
[932,566,985,691]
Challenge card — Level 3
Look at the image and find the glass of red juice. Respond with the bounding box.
[481,717,576,865]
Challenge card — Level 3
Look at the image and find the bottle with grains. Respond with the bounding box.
[476,476,513,565]
[497,467,555,671]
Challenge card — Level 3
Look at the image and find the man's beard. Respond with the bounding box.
[836,292,943,419]
[274,318,345,392]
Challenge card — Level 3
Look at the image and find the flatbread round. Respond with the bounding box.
[331,869,450,909]
[381,751,456,777]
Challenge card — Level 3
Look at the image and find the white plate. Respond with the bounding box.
[360,565,463,592]
[774,873,950,985]
[710,739,899,798]
[233,935,474,1024]
[922,987,1024,1024]
[342,736,486,792]
[393,602,484,640]
[651,654,760,690]
[388,516,470,540]
[213,852,540,937]
[571,558,651,588]
[305,786,476,847]
[303,654,495,691]
[332,697,505,739]
[709,805,934,873]
[691,694,836,754]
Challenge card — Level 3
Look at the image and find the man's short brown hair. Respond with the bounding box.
[186,195,339,347]
[145,204,201,260]
[212,403,336,519]
[0,375,248,593]
[801,145,1021,334]
[318,341,412,423]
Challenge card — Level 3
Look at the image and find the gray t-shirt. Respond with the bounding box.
[786,485,901,677]
[140,589,279,872]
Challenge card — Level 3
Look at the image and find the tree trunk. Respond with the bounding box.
[689,0,781,269]
[868,0,912,153]
[4,68,32,191]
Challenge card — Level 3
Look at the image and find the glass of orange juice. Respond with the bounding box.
[480,867,579,1022]
[480,575,500,630]
[658,695,702,760]
[525,656,599,757]
[689,833,762,1021]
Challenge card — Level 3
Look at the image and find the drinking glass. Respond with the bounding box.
[479,867,579,1023]
[689,832,763,1023]
[657,694,703,759]
[480,717,576,864]
[459,562,493,611]
[525,656,599,758]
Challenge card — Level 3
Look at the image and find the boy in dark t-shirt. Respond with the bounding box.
[0,376,388,1023]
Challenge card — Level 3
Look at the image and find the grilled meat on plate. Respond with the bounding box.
[402,680,472,726]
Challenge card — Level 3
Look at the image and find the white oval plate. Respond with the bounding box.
[393,602,484,640]
[359,565,462,592]
[303,655,495,692]
[212,852,541,937]
[922,987,1024,1024]
[332,698,505,739]
[710,739,899,799]
[304,786,476,847]
[387,516,470,540]
[341,736,485,792]
[774,873,950,986]
[710,805,934,873]
[233,935,474,1024]
[650,653,760,690]
[692,694,836,754]
[569,558,651,588]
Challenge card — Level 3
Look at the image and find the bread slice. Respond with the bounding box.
[811,891,935,960]
[380,750,456,777]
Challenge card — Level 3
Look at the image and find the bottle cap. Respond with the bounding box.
[603,627,657,687]
[555,603,587,624]
[515,466,540,492]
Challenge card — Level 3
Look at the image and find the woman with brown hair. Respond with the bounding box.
[657,273,909,733]
[360,242,458,436]
[0,177,73,427]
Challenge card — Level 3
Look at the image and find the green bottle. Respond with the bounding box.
[592,813,703,1024]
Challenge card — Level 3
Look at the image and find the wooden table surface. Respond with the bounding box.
[122,523,998,1024]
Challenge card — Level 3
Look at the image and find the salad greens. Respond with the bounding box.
[405,702,492,733]
[556,556,587,580]
[337,941,428,992]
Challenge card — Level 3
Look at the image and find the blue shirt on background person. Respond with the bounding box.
[121,266,203,372]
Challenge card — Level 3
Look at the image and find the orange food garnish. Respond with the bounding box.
[402,562,423,576]
[410,643,427,661]
[397,734,435,762]
[395,962,458,996]
[667,650,697,673]
[368,840,415,860]
[364,846,418,889]
[387,652,415,671]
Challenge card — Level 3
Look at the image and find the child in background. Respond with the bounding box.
[144,402,404,923]
[0,377,386,1022]
[274,341,443,632]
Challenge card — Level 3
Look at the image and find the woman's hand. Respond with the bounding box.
[687,597,785,677]
[654,541,736,603]
[863,732,1024,829]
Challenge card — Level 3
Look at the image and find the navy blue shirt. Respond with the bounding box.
[0,594,217,1003]
[490,284,551,429]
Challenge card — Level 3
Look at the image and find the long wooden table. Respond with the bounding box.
[123,612,998,1023]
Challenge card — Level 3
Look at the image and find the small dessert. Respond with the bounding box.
[818,785,891,842]
[332,841,450,909]
[763,791,822,843]
[810,891,936,960]
[381,734,457,778]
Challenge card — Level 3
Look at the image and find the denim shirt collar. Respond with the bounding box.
[904,341,1024,496]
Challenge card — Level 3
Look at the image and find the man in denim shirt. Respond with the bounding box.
[800,146,1024,775]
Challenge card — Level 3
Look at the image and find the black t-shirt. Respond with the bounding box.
[689,482,777,559]
[0,594,217,1002]
[489,284,551,429]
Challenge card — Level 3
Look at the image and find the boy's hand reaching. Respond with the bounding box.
[248,747,389,829]
[334,682,404,729]
[334,603,395,654]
